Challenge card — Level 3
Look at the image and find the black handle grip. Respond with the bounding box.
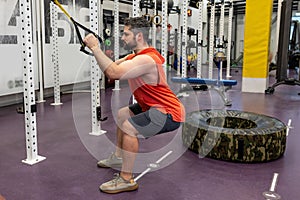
[72,19,104,56]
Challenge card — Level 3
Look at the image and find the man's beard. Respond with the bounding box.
[123,40,137,51]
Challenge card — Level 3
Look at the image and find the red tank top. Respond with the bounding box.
[127,48,185,122]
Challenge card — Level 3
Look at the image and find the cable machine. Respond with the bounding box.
[171,0,237,106]
[265,0,300,94]
[207,0,234,80]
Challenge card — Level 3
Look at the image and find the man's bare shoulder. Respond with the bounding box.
[131,54,156,68]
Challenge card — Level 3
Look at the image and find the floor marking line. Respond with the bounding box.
[270,173,279,192]
[286,119,292,136]
[262,173,281,200]
[134,150,173,182]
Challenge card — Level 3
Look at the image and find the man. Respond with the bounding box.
[83,16,185,194]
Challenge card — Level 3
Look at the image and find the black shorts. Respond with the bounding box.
[128,103,181,138]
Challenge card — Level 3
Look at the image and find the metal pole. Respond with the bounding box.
[89,0,107,136]
[226,0,233,78]
[99,0,106,89]
[35,0,46,103]
[219,0,225,49]
[20,0,46,165]
[50,2,62,106]
[152,0,157,48]
[208,0,215,79]
[197,0,204,78]
[113,0,121,91]
[277,0,292,80]
[181,0,189,78]
[219,0,225,80]
[274,0,283,64]
[176,11,182,76]
[131,0,140,104]
[132,0,140,17]
[161,0,169,75]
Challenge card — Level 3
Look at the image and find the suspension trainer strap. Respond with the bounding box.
[51,0,103,55]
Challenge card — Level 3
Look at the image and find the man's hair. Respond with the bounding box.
[124,17,151,39]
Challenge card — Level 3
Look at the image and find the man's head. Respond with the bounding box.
[124,17,151,39]
[121,17,151,51]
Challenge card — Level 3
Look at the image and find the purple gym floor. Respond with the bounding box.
[0,68,300,200]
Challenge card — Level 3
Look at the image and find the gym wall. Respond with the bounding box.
[0,0,39,96]
[0,0,131,104]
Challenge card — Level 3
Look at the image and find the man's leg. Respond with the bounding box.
[115,107,135,157]
[97,106,134,168]
[99,119,139,193]
[114,127,123,158]
[119,120,139,180]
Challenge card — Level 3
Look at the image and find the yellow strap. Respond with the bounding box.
[53,0,71,19]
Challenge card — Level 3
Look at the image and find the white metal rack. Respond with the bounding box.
[208,0,216,79]
[226,0,233,78]
[197,0,204,78]
[218,0,225,80]
[161,0,169,75]
[219,0,225,49]
[99,1,106,90]
[35,0,46,103]
[20,0,46,165]
[152,0,157,48]
[132,0,140,17]
[176,8,182,76]
[181,0,189,78]
[50,2,62,106]
[113,0,121,91]
[89,0,107,136]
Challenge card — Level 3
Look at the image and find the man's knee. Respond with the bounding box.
[121,120,138,137]
[117,107,133,124]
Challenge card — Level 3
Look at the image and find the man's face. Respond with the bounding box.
[121,26,137,51]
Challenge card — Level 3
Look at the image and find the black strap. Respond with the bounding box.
[71,17,103,56]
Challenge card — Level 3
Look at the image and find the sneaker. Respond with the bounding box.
[99,173,138,194]
[97,153,123,168]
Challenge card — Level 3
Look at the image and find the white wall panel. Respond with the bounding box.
[43,0,90,88]
[0,0,136,98]
[43,0,132,88]
[0,0,39,96]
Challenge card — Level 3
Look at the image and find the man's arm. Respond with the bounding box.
[83,34,113,72]
[115,56,128,65]
[83,34,156,80]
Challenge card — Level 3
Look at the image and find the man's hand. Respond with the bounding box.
[83,33,99,51]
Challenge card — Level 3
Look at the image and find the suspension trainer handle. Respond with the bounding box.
[71,18,104,55]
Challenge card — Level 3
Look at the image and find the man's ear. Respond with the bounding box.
[135,32,142,41]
